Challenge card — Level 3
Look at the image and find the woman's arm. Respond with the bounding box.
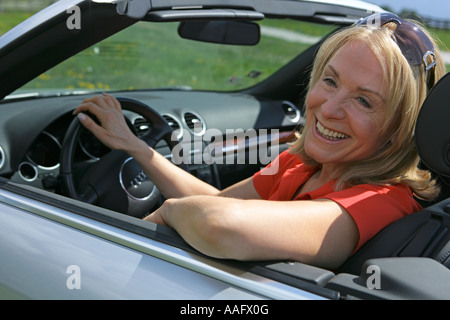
[145,195,359,269]
[73,94,261,199]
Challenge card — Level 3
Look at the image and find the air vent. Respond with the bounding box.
[162,114,181,131]
[162,113,183,139]
[281,101,301,123]
[0,146,5,169]
[183,111,206,136]
[133,117,151,137]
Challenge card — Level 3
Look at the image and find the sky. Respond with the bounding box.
[366,0,450,20]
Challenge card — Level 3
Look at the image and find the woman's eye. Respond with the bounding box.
[323,77,336,87]
[357,97,371,109]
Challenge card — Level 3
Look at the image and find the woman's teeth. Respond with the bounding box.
[316,121,349,140]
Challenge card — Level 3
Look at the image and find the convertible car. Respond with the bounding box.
[0,0,449,300]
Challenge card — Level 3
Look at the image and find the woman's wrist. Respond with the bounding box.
[125,138,154,160]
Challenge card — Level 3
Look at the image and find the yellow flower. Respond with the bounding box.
[38,73,51,80]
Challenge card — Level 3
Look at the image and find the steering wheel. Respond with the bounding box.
[60,97,179,218]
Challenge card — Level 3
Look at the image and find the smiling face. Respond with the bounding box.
[303,40,389,173]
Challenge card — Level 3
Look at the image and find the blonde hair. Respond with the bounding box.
[290,21,446,200]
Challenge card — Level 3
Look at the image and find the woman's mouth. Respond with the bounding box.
[315,120,350,140]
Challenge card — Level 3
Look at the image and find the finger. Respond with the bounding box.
[75,95,114,114]
[77,112,105,137]
[87,94,115,111]
[103,92,122,112]
[73,101,102,118]
[143,210,167,226]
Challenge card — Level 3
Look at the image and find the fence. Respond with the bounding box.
[423,17,450,30]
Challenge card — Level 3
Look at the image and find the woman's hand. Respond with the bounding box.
[73,93,144,154]
[144,203,169,226]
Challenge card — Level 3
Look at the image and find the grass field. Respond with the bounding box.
[0,12,33,34]
[18,20,319,91]
[1,11,449,93]
[1,12,330,92]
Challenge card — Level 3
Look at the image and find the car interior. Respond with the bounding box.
[0,0,450,300]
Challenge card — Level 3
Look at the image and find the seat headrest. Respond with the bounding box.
[415,72,450,178]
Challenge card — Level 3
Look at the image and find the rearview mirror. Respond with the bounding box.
[178,20,260,45]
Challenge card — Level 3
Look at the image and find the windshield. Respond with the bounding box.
[13,19,335,95]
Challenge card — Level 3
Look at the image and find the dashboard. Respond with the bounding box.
[0,90,300,195]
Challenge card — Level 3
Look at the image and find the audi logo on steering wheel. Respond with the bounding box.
[119,157,155,201]
[130,170,147,188]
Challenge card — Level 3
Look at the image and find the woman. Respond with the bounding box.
[73,13,446,269]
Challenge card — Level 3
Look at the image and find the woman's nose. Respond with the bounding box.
[320,92,346,120]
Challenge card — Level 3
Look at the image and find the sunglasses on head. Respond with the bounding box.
[355,12,436,92]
